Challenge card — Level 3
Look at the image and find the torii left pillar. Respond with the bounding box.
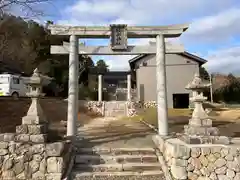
[67,35,79,137]
[98,75,103,101]
[156,34,168,136]
[127,74,131,101]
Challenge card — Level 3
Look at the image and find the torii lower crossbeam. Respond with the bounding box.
[51,44,184,55]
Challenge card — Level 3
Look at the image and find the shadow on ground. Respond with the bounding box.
[77,118,156,148]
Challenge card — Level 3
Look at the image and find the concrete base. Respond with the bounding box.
[153,134,240,180]
[180,134,230,145]
[184,125,219,137]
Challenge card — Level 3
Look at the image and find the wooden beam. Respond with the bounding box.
[51,44,185,55]
[48,24,189,38]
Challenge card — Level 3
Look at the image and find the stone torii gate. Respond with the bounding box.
[48,24,189,138]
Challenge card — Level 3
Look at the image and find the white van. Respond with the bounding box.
[0,73,30,98]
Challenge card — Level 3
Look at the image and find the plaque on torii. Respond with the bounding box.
[110,24,128,51]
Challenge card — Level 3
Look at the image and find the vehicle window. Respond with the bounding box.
[13,77,20,84]
[0,77,9,84]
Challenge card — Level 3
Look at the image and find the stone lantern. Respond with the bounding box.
[182,73,226,144]
[185,73,210,126]
[24,68,46,121]
[26,68,45,98]
[18,68,48,143]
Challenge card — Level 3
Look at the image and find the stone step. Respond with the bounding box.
[105,109,125,111]
[76,133,147,140]
[76,148,157,155]
[105,106,126,108]
[105,114,125,117]
[105,105,126,107]
[75,154,158,164]
[105,114,126,117]
[105,115,126,117]
[77,126,147,133]
[104,109,126,112]
[71,170,164,180]
[79,124,110,128]
[105,110,125,112]
[74,163,162,172]
[111,107,125,109]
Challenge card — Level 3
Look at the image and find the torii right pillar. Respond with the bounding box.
[156,34,168,136]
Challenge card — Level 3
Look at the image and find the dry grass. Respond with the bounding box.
[217,109,240,120]
[0,98,97,141]
[121,108,192,126]
[125,107,240,124]
[121,106,240,137]
[168,108,192,116]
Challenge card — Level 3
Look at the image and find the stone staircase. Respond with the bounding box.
[104,101,127,117]
[70,147,164,180]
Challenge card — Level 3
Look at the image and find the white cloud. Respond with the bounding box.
[60,0,233,26]
[185,8,240,43]
[204,45,240,75]
[66,0,128,18]
[56,0,240,74]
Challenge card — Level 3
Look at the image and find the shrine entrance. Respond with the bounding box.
[48,24,189,138]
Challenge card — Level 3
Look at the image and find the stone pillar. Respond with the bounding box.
[127,74,131,101]
[156,34,168,136]
[98,74,103,101]
[67,35,79,137]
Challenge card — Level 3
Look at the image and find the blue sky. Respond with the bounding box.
[24,0,240,74]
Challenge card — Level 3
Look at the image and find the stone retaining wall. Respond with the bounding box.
[153,135,240,180]
[79,100,145,117]
[0,134,71,180]
[82,101,105,116]
[78,100,158,117]
[143,101,157,108]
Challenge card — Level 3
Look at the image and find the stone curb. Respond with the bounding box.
[75,162,162,171]
[154,143,173,180]
[139,117,158,133]
[77,147,156,153]
[136,117,174,180]
[72,170,164,178]
[62,146,76,180]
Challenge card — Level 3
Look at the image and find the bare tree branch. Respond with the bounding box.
[0,0,53,18]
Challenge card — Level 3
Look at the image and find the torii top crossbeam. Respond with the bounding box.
[48,24,189,38]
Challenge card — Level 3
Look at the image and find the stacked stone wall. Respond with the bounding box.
[0,133,71,180]
[154,136,240,180]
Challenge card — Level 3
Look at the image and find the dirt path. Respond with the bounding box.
[76,117,156,148]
